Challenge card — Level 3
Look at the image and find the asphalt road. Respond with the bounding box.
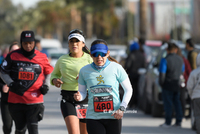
[0,85,197,134]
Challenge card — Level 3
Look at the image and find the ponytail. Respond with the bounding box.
[83,45,90,54]
[108,56,119,64]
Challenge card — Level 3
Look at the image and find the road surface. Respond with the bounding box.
[0,85,196,134]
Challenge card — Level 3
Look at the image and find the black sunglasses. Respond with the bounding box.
[92,52,107,57]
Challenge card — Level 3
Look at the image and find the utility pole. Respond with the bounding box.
[139,0,147,39]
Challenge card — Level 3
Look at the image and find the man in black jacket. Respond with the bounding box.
[0,30,53,134]
[125,42,146,108]
[159,42,185,128]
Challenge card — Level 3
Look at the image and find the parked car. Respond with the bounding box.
[137,40,163,114]
[145,40,162,57]
[41,39,62,50]
[107,44,127,66]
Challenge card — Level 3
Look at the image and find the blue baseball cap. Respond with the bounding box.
[130,42,139,51]
[90,44,108,54]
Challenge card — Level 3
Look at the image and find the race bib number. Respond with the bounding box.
[93,95,114,112]
[75,104,88,119]
[18,67,34,80]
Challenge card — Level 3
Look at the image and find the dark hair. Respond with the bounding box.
[138,37,145,45]
[173,43,184,57]
[11,40,19,45]
[138,37,146,53]
[68,29,90,54]
[91,39,119,63]
[186,38,194,48]
[167,42,177,51]
[69,29,84,36]
[9,41,20,52]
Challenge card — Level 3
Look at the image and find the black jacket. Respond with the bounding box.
[159,53,184,92]
[125,50,146,79]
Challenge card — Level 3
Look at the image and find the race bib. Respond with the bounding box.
[75,104,88,119]
[18,67,34,80]
[93,95,114,112]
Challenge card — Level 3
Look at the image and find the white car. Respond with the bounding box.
[41,39,62,50]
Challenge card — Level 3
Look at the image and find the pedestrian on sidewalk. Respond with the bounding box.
[50,29,92,134]
[125,41,146,108]
[185,38,198,119]
[138,37,152,66]
[186,38,198,70]
[0,30,53,134]
[74,39,133,134]
[175,45,192,117]
[187,53,200,134]
[159,42,185,128]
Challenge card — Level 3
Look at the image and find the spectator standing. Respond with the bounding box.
[124,42,146,108]
[0,42,20,134]
[185,38,198,118]
[187,53,200,134]
[74,39,132,134]
[186,38,198,70]
[50,29,92,134]
[175,45,192,117]
[159,42,185,128]
[138,37,152,65]
[0,30,53,134]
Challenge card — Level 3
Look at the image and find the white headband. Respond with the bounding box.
[68,33,85,43]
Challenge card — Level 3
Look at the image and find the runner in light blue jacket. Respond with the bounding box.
[74,39,133,134]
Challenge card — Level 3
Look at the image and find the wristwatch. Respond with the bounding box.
[119,106,126,112]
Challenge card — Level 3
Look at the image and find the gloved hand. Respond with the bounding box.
[8,82,25,96]
[40,85,49,95]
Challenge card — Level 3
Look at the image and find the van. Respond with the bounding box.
[40,39,62,50]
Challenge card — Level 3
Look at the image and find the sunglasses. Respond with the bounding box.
[92,52,106,57]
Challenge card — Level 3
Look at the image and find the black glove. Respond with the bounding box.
[8,82,25,96]
[40,85,49,95]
